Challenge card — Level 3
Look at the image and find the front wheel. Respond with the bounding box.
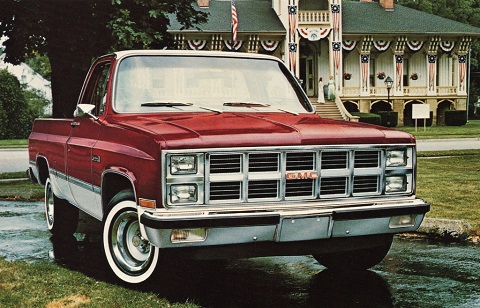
[313,236,393,272]
[103,190,159,284]
[44,178,79,235]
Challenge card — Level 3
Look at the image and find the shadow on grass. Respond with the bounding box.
[50,233,393,307]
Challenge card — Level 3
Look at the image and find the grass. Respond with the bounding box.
[0,258,200,307]
[396,119,480,139]
[0,139,28,148]
[416,150,480,231]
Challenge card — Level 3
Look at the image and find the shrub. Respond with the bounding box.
[351,112,381,125]
[0,69,48,139]
[375,111,398,127]
[445,110,467,126]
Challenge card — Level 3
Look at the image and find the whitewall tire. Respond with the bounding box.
[103,192,159,284]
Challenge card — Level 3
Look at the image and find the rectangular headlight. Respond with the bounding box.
[385,176,406,193]
[170,155,197,174]
[170,184,198,204]
[386,150,407,167]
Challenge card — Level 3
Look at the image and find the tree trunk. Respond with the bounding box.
[47,46,92,118]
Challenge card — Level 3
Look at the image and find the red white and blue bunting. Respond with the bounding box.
[407,40,424,51]
[298,28,331,41]
[260,40,280,52]
[187,39,207,50]
[439,41,455,52]
[373,40,391,52]
[224,40,243,51]
[342,40,357,51]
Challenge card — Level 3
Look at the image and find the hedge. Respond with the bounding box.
[375,111,398,127]
[351,112,381,125]
[445,110,467,126]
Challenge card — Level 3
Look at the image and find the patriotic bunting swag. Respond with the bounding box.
[224,40,243,51]
[343,40,357,51]
[260,40,279,52]
[187,40,207,50]
[439,41,455,53]
[373,40,391,52]
[298,28,331,41]
[407,40,424,51]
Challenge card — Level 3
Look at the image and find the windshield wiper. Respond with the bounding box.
[223,101,298,115]
[141,101,222,113]
[223,102,270,108]
[141,101,192,107]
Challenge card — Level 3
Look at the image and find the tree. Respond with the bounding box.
[0,0,207,118]
[0,69,47,139]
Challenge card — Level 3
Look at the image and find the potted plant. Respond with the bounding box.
[343,72,352,80]
[410,73,418,80]
[376,72,386,80]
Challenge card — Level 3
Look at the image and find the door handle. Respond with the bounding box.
[71,122,80,127]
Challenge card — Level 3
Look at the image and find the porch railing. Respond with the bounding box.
[342,86,458,98]
[298,10,330,24]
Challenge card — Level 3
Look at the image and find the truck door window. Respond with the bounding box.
[80,62,111,116]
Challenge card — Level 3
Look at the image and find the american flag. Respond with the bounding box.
[288,5,297,41]
[428,54,436,90]
[458,54,467,85]
[289,43,297,72]
[231,0,238,42]
[332,41,341,71]
[331,4,340,39]
[395,55,403,89]
[361,54,369,91]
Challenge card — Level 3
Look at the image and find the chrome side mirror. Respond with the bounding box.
[74,104,98,121]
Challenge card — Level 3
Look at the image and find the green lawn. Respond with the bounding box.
[0,139,28,148]
[396,119,480,139]
[416,150,480,231]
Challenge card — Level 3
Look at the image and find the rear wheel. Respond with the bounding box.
[313,236,393,271]
[103,190,159,284]
[44,178,79,235]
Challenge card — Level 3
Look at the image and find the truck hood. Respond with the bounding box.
[110,113,415,149]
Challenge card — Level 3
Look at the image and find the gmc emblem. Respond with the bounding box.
[286,171,318,180]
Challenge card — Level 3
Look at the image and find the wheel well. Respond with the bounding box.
[37,158,49,185]
[102,172,135,212]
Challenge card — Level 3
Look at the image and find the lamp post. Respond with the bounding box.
[384,76,393,105]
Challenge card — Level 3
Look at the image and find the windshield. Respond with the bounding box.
[114,55,312,114]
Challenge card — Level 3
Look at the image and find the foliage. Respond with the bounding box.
[351,112,381,125]
[0,0,208,118]
[375,111,398,127]
[24,51,51,81]
[0,69,48,139]
[445,110,467,126]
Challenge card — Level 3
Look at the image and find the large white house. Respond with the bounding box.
[169,0,480,125]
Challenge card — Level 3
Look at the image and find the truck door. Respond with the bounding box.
[67,60,111,220]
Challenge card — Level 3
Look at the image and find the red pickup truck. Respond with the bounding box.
[28,50,429,283]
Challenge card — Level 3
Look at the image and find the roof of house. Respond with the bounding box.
[168,0,285,33]
[342,1,480,36]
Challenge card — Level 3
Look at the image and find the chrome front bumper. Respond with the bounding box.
[140,198,430,249]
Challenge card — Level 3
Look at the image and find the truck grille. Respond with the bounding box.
[206,148,383,204]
